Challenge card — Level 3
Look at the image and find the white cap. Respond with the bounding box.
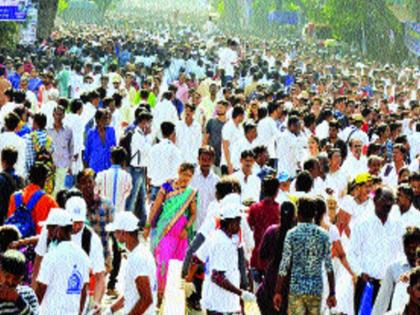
[105,212,139,232]
[220,193,241,208]
[219,203,242,220]
[39,208,72,227]
[65,197,87,222]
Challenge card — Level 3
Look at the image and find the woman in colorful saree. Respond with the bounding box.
[144,162,197,300]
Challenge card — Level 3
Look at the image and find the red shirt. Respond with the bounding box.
[8,183,58,235]
[247,198,280,271]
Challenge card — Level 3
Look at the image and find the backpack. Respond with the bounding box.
[81,226,92,255]
[119,129,134,165]
[5,190,45,238]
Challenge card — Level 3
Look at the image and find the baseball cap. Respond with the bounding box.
[352,114,364,122]
[105,212,139,232]
[219,203,242,220]
[355,172,372,185]
[220,193,241,208]
[65,197,87,222]
[39,208,72,227]
[277,171,291,183]
[112,74,122,83]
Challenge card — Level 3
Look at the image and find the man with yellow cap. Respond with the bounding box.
[337,172,374,239]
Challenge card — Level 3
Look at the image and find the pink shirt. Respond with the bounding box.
[174,81,189,104]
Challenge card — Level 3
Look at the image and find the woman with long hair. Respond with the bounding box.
[144,163,197,300]
[256,201,297,315]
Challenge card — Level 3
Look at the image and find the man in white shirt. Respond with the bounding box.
[233,150,261,203]
[70,65,84,99]
[36,208,90,315]
[0,112,26,176]
[408,122,420,163]
[325,149,348,199]
[277,115,302,178]
[348,187,405,313]
[372,227,420,315]
[148,121,182,201]
[231,122,259,170]
[82,90,100,127]
[218,39,238,84]
[383,267,420,315]
[221,106,245,175]
[152,91,178,139]
[125,111,153,226]
[257,102,282,163]
[303,157,327,196]
[64,99,85,174]
[196,83,218,127]
[184,202,256,314]
[341,138,368,181]
[106,211,157,315]
[66,196,106,312]
[380,144,407,189]
[0,92,17,127]
[19,76,38,112]
[339,114,369,146]
[389,184,420,228]
[176,104,202,164]
[40,89,59,130]
[190,146,220,229]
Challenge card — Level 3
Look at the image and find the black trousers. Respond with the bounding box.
[108,234,122,290]
[354,276,381,314]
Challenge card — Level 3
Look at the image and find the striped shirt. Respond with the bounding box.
[95,165,132,212]
[0,285,39,315]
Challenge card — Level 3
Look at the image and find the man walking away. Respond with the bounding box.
[105,211,157,315]
[274,196,336,314]
[36,208,90,315]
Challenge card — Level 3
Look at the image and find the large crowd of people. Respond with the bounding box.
[0,13,419,315]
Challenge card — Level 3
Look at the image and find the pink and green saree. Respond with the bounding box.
[150,181,197,293]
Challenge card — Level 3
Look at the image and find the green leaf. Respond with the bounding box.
[58,0,69,14]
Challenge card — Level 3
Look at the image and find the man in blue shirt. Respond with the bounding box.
[274,196,336,314]
[28,68,43,93]
[8,63,24,90]
[284,66,295,89]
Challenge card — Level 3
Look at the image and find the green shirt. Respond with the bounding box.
[56,68,71,98]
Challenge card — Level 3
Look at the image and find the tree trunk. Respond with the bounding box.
[37,0,59,40]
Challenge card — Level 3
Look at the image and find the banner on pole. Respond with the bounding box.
[404,22,420,56]
[0,0,29,21]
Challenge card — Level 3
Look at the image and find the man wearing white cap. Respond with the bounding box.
[36,208,91,315]
[185,202,256,314]
[105,211,157,315]
[66,196,106,312]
